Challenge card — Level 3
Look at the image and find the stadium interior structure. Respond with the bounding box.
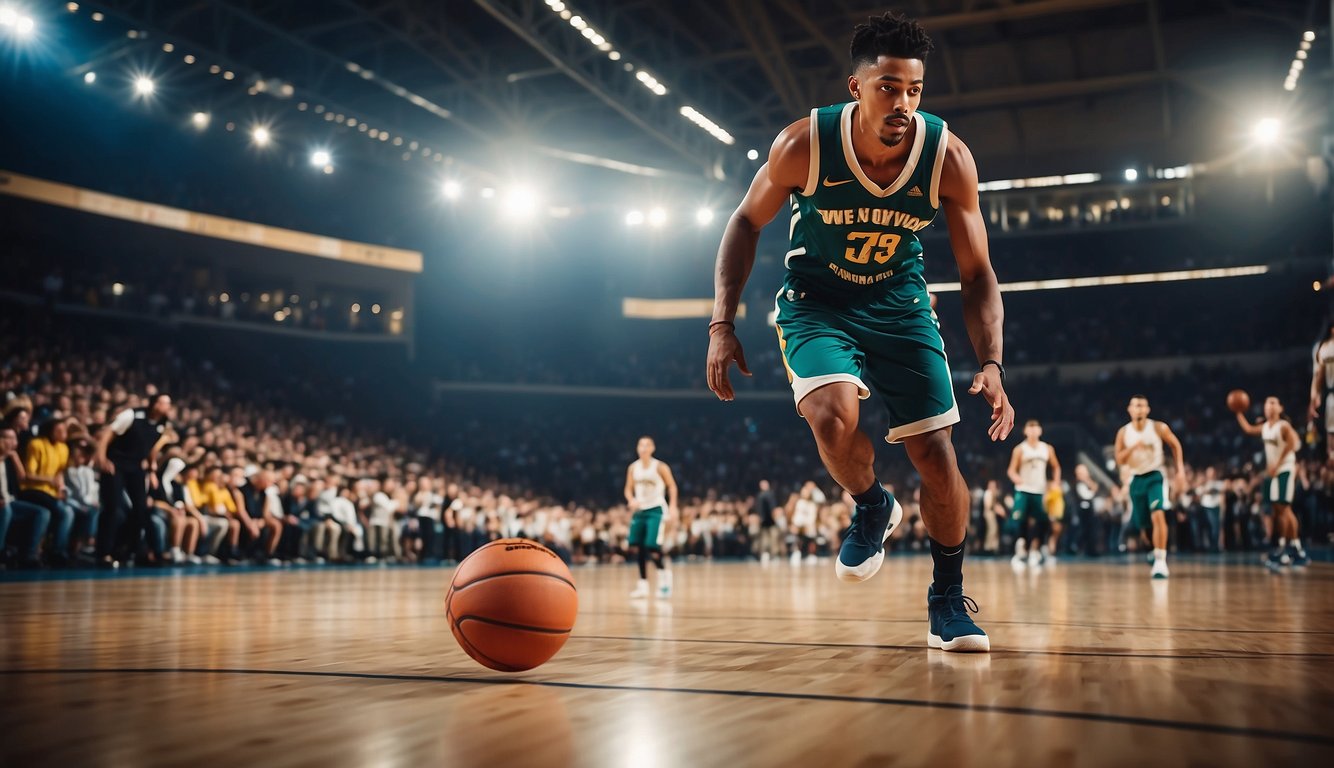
[1,1,1332,766]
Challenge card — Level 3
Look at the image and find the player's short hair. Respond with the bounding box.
[850,11,934,71]
[1025,419,1040,428]
[1129,394,1149,403]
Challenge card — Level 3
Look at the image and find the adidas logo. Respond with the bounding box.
[907,185,924,197]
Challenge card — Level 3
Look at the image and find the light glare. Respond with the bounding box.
[133,76,155,96]
[1254,117,1280,145]
[310,149,331,166]
[251,126,271,146]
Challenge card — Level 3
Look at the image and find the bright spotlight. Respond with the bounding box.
[648,207,667,227]
[251,126,271,146]
[1303,30,1315,42]
[83,71,96,84]
[1254,117,1280,145]
[15,15,34,36]
[505,185,540,218]
[0,9,15,26]
[625,210,644,226]
[133,76,155,97]
[1123,168,1137,182]
[191,111,209,129]
[695,208,715,226]
[746,148,759,161]
[442,180,462,200]
[310,149,331,167]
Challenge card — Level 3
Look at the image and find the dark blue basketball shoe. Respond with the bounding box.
[835,487,903,583]
[927,584,991,652]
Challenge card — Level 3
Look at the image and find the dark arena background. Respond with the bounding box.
[2,1,1333,766]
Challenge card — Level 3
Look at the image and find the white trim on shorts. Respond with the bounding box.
[1269,471,1295,504]
[885,403,961,444]
[793,374,870,416]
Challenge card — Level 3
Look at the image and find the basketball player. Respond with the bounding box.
[1006,420,1061,568]
[789,481,825,564]
[1309,321,1334,465]
[706,12,1012,652]
[1114,396,1185,579]
[1236,397,1307,568]
[624,436,678,599]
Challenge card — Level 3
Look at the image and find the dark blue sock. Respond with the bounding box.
[851,481,884,507]
[930,537,966,589]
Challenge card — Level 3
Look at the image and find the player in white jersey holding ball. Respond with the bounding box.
[1114,396,1185,579]
[625,436,678,599]
[1006,419,1060,568]
[1236,396,1307,569]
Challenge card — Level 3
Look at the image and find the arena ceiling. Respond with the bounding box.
[64,0,1330,187]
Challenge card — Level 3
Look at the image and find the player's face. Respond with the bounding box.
[637,438,654,458]
[1024,423,1041,440]
[1128,398,1149,421]
[849,56,924,148]
[1264,397,1282,420]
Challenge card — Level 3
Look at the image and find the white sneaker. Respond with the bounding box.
[760,552,771,565]
[657,572,673,599]
[187,555,203,565]
[1027,550,1042,568]
[789,550,802,566]
[1011,552,1026,567]
[806,554,819,564]
[1151,559,1169,579]
[365,556,378,565]
[203,555,221,565]
[630,579,650,599]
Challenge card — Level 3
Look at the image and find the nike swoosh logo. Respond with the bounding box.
[822,177,854,187]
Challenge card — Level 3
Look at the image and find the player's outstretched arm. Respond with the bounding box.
[707,119,809,401]
[939,132,1012,441]
[1235,412,1263,436]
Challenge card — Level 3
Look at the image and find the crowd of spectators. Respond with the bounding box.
[1,296,1327,572]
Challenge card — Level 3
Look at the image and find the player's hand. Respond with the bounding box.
[1266,466,1278,479]
[706,326,750,401]
[968,366,1014,441]
[1310,394,1321,421]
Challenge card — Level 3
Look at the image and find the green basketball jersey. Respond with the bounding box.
[787,103,948,297]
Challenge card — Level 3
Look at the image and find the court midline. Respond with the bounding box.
[1,667,1330,746]
[569,634,1334,661]
[6,607,1334,639]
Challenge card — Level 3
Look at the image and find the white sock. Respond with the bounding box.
[1279,538,1288,549]
[660,571,672,587]
[1015,538,1027,555]
[1153,548,1166,561]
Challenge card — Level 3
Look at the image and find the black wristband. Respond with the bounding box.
[981,359,1005,381]
[708,320,735,333]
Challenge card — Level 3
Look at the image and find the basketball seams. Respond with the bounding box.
[452,622,523,672]
[455,615,574,635]
[451,570,578,592]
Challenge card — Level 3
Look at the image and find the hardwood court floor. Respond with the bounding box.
[2,556,1333,767]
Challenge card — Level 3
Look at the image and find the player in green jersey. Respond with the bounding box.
[706,11,1013,652]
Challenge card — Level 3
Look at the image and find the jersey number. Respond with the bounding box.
[843,231,901,264]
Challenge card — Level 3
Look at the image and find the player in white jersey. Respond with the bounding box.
[1114,396,1185,579]
[789,481,826,564]
[1236,396,1306,568]
[1309,322,1334,465]
[625,436,678,599]
[1006,419,1061,568]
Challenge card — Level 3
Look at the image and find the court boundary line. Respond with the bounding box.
[1,667,1330,746]
[570,634,1334,661]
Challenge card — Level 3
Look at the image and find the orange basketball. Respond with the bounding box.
[445,538,578,672]
[1226,389,1250,414]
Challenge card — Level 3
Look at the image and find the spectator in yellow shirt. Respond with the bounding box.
[19,418,74,565]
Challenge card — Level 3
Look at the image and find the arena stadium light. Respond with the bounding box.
[1123,168,1137,182]
[505,185,540,219]
[133,76,155,97]
[648,207,667,227]
[1254,118,1280,145]
[83,71,95,84]
[625,210,645,227]
[310,149,331,167]
[442,179,462,200]
[250,125,271,147]
[695,208,715,226]
[747,149,760,161]
[1,8,35,38]
[190,111,209,129]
